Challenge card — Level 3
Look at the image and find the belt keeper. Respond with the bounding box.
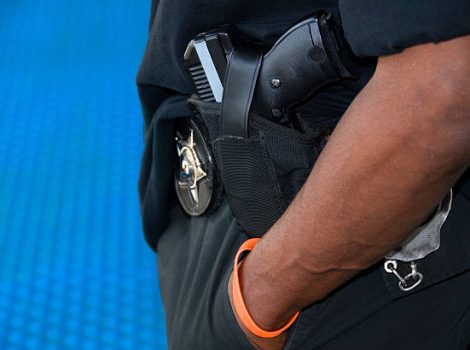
[231,238,300,338]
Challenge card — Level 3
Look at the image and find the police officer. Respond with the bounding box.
[137,1,470,349]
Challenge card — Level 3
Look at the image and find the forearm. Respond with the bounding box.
[240,37,470,331]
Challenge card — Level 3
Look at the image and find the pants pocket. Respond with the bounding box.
[156,201,258,349]
[214,268,258,350]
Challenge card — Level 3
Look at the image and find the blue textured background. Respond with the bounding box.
[0,0,167,348]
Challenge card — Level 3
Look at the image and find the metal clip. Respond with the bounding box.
[384,260,423,292]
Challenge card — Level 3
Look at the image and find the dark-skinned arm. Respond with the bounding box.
[229,35,470,350]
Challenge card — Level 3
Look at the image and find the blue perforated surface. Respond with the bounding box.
[0,0,166,349]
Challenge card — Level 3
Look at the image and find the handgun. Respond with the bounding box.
[184,12,355,118]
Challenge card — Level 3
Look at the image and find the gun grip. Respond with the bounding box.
[252,13,355,118]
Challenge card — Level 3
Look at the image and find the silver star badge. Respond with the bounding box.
[175,129,207,208]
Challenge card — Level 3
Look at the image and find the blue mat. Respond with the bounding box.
[0,0,167,348]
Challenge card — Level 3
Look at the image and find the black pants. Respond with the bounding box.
[156,200,470,349]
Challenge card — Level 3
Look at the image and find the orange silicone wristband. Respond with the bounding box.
[231,238,300,339]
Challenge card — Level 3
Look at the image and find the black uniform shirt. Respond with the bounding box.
[137,0,470,112]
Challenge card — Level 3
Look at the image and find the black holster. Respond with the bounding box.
[188,96,336,236]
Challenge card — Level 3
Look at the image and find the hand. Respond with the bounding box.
[227,273,288,350]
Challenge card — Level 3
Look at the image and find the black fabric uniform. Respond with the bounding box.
[136,1,470,349]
